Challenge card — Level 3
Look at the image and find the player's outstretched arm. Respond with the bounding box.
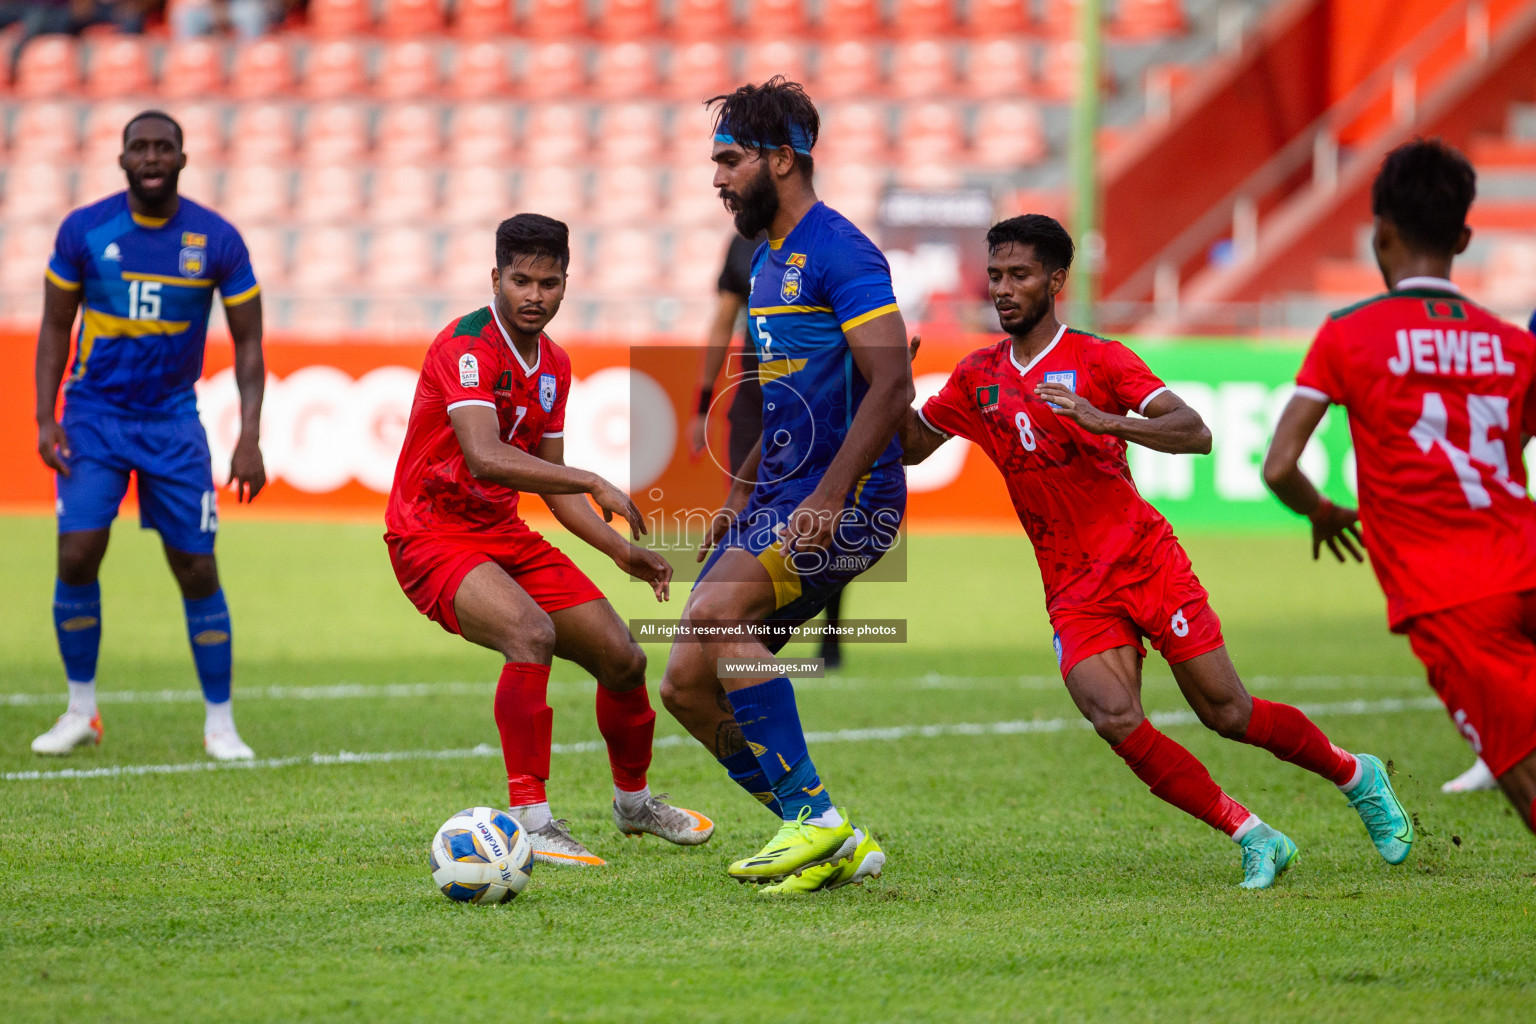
[1263,394,1364,563]
[1034,384,1211,455]
[225,295,267,503]
[450,405,645,539]
[784,311,912,554]
[35,279,82,476]
[535,437,672,601]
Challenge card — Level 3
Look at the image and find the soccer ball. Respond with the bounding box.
[429,807,534,905]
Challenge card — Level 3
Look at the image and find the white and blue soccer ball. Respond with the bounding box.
[430,807,534,905]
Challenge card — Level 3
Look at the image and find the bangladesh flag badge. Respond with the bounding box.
[975,384,1000,412]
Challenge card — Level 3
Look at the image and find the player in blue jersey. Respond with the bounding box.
[659,78,909,893]
[31,111,267,761]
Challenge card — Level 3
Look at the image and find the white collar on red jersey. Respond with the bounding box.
[490,302,542,375]
[1395,276,1460,293]
[1009,323,1069,377]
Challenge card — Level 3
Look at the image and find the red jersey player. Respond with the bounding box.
[386,215,715,867]
[1265,140,1536,838]
[901,215,1414,888]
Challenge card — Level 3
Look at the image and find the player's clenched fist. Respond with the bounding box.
[37,420,71,476]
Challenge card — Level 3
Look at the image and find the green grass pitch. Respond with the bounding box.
[0,514,1531,1023]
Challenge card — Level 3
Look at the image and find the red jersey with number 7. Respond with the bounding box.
[1295,278,1536,630]
[919,325,1179,614]
[386,305,570,537]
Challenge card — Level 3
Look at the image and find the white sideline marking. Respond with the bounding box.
[0,673,1425,707]
[2,696,1446,783]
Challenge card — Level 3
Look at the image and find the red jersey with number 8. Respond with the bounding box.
[1296,279,1536,629]
[386,306,570,537]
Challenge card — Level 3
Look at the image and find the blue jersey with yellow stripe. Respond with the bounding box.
[747,201,902,495]
[47,192,259,419]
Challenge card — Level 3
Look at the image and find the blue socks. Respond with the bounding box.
[725,676,834,821]
[718,747,785,817]
[184,589,232,705]
[53,579,101,685]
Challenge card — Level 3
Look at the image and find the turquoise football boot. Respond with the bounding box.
[1342,753,1414,865]
[1238,824,1299,889]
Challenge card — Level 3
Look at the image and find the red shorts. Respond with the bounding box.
[1050,542,1224,679]
[386,525,604,635]
[1405,589,1536,777]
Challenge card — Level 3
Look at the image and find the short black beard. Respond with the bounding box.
[730,163,779,239]
[126,167,180,207]
[1002,296,1050,339]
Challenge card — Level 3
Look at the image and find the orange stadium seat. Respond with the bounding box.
[441,164,513,227]
[447,103,515,163]
[897,101,963,166]
[592,164,662,222]
[1042,0,1081,39]
[377,41,441,100]
[174,163,219,206]
[666,101,717,164]
[14,36,80,100]
[364,226,437,292]
[81,101,140,165]
[85,37,153,99]
[382,0,445,37]
[595,103,664,161]
[239,225,287,287]
[521,42,586,100]
[744,0,806,39]
[892,0,954,37]
[670,0,734,40]
[820,0,882,39]
[598,0,660,39]
[524,0,588,38]
[302,103,371,165]
[78,159,133,205]
[965,38,1030,98]
[966,0,1028,35]
[222,164,291,224]
[377,103,443,163]
[816,40,880,100]
[1112,0,1186,39]
[666,42,731,102]
[454,0,511,36]
[291,225,361,292]
[230,38,294,100]
[370,165,439,224]
[519,165,586,220]
[5,163,74,223]
[743,39,807,88]
[309,0,373,37]
[0,222,58,292]
[449,41,512,99]
[890,40,953,100]
[165,102,226,161]
[973,99,1046,168]
[229,103,296,162]
[672,226,730,294]
[13,102,79,163]
[593,42,658,100]
[818,102,888,162]
[439,226,500,296]
[666,159,729,225]
[596,227,660,298]
[524,103,589,162]
[818,161,882,224]
[160,39,227,99]
[1484,238,1536,308]
[304,40,369,101]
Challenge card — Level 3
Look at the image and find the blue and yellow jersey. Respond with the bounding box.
[746,201,902,496]
[47,192,259,419]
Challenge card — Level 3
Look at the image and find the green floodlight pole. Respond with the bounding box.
[1069,0,1103,331]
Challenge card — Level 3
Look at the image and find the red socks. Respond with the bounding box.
[596,685,655,792]
[1241,698,1359,787]
[495,662,552,806]
[1113,719,1252,836]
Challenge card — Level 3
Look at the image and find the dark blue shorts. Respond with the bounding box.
[56,409,218,555]
[696,468,905,653]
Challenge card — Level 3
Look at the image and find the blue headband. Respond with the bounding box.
[714,124,814,156]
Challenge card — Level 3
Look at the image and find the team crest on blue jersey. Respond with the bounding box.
[538,373,557,412]
[179,245,206,277]
[780,265,803,302]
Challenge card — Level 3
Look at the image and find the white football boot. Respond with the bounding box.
[205,728,256,761]
[1441,757,1497,793]
[31,709,103,755]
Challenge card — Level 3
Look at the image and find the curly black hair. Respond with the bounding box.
[707,76,819,178]
[496,213,570,271]
[1371,138,1476,255]
[986,214,1075,273]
